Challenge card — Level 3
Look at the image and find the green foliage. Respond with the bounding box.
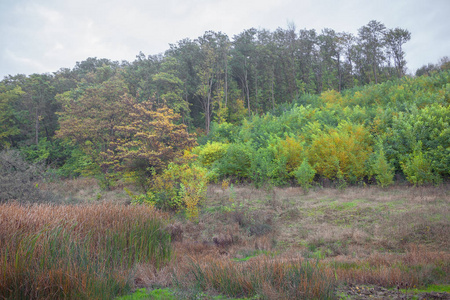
[20,138,91,179]
[216,143,253,180]
[124,188,156,206]
[204,121,240,144]
[197,141,230,167]
[1,30,448,189]
[293,159,317,191]
[370,145,395,187]
[249,146,279,187]
[240,114,288,149]
[150,159,208,220]
[116,288,177,300]
[194,71,449,187]
[401,145,441,186]
[0,84,23,150]
[57,145,95,178]
[250,135,306,186]
[385,103,450,177]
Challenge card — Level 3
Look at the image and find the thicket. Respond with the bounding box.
[0,150,60,204]
[196,71,450,187]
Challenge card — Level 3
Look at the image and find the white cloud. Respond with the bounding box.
[4,49,50,73]
[1,0,449,77]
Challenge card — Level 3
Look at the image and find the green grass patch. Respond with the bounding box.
[116,288,176,300]
[394,284,450,295]
[329,201,358,211]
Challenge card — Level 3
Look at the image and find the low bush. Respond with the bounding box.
[197,141,229,167]
[0,150,60,204]
[369,144,395,187]
[215,143,253,180]
[308,122,373,182]
[293,159,317,191]
[150,162,208,221]
[401,146,441,186]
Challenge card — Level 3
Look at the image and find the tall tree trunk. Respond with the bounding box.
[206,77,214,133]
[224,59,228,107]
[35,106,39,145]
[245,69,250,117]
[255,66,258,111]
[271,68,275,112]
[372,61,378,84]
[337,55,342,92]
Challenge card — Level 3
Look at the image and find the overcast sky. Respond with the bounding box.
[1,0,449,79]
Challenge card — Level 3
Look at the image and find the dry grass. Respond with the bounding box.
[3,178,448,299]
[174,255,336,299]
[0,203,171,299]
[326,244,450,287]
[38,177,131,204]
[163,183,450,298]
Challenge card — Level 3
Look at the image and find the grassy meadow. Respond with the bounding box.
[1,178,448,299]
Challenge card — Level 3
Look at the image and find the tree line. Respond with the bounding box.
[1,20,415,148]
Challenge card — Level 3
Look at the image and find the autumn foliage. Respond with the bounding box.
[56,78,196,189]
[308,122,372,181]
[112,96,196,186]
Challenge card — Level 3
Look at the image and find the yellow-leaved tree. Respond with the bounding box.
[308,121,373,182]
[113,96,197,190]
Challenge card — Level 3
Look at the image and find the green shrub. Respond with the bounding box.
[150,161,208,220]
[385,104,450,176]
[250,146,278,187]
[401,146,441,186]
[370,145,394,187]
[216,143,253,180]
[293,159,317,191]
[204,121,239,144]
[197,141,229,167]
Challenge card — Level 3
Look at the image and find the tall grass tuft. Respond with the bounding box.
[175,256,336,300]
[0,203,172,299]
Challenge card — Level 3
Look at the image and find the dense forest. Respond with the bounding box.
[1,20,449,209]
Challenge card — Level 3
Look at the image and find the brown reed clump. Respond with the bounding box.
[174,255,337,299]
[0,203,172,300]
[324,244,450,288]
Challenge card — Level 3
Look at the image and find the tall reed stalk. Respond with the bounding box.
[0,203,172,299]
[176,257,336,300]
